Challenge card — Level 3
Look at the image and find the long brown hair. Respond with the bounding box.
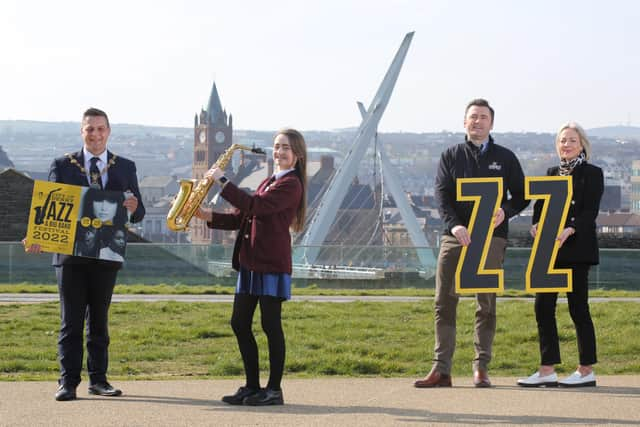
[276,128,307,232]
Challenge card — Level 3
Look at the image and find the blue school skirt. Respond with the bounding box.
[236,266,292,300]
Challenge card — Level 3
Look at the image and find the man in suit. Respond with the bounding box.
[25,107,145,401]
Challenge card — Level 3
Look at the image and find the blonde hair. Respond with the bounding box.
[555,121,592,160]
[276,128,307,232]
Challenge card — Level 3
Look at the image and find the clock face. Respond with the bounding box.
[215,131,226,143]
[199,130,206,143]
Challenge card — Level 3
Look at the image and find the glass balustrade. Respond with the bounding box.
[0,242,638,290]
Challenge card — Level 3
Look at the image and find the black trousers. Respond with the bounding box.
[231,294,285,391]
[534,264,597,366]
[56,263,118,388]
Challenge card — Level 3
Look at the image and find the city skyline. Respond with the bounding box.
[2,0,639,133]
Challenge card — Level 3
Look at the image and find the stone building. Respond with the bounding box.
[190,82,234,244]
[0,169,33,241]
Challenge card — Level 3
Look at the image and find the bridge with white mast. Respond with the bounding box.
[205,32,437,280]
[297,32,436,279]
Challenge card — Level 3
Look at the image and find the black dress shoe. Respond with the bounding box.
[243,388,284,406]
[88,382,122,396]
[222,386,260,405]
[55,384,77,401]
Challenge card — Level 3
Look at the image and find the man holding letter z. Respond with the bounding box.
[414,98,528,388]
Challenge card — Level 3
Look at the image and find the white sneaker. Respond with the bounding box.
[558,371,596,387]
[517,371,558,387]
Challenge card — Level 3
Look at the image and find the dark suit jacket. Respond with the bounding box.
[207,171,302,274]
[533,162,603,265]
[49,149,145,267]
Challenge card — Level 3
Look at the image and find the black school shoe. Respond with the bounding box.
[222,386,260,405]
[243,388,284,406]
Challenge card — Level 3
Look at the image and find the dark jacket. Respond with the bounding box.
[532,162,603,265]
[435,136,528,239]
[49,149,145,267]
[207,171,302,274]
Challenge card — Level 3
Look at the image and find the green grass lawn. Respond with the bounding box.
[1,300,639,381]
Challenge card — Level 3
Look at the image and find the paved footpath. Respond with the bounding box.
[1,377,639,426]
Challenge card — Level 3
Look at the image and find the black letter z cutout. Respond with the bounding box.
[455,178,503,294]
[525,176,573,293]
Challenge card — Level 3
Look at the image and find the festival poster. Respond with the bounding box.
[26,180,129,262]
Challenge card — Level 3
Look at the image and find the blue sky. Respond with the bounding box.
[2,0,638,132]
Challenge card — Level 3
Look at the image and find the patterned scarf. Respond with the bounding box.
[559,151,586,176]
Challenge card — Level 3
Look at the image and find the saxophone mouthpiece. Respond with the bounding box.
[251,146,266,155]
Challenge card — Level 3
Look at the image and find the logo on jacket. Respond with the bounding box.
[488,162,502,171]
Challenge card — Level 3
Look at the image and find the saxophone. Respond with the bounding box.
[167,143,266,232]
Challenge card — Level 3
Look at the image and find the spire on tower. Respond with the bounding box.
[207,82,226,127]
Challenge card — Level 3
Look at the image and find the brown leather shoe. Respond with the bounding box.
[414,370,452,388]
[473,369,491,388]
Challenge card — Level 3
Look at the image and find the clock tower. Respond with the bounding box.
[191,81,233,243]
[193,82,233,179]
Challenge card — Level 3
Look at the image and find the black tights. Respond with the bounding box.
[231,294,285,391]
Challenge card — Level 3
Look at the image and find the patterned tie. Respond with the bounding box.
[90,157,103,189]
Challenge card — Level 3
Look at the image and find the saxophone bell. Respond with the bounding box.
[166,179,197,232]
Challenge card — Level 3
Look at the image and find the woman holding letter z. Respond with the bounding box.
[518,122,603,388]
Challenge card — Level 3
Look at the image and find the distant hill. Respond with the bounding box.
[0,120,79,135]
[0,120,191,138]
[0,120,343,142]
[587,126,640,140]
